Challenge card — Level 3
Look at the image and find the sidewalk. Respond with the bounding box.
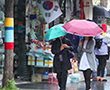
[16,77,110,90]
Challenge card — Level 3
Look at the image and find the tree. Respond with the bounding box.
[94,0,100,6]
[3,0,14,86]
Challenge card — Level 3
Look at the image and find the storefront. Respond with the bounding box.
[24,0,94,82]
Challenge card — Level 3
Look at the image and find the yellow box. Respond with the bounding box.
[36,57,44,66]
[45,60,53,67]
[28,56,36,66]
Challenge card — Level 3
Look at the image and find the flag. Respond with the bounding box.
[37,0,62,23]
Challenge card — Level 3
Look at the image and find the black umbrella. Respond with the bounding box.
[93,5,110,18]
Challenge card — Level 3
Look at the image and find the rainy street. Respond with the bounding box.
[1,0,110,90]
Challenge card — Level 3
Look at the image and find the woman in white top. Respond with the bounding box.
[78,37,96,90]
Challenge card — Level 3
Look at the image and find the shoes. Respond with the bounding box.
[99,77,107,82]
[93,77,107,82]
[92,78,97,81]
[96,76,101,81]
[102,79,107,81]
[98,79,101,81]
[100,78,107,82]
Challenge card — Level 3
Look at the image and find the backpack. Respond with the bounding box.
[95,39,103,49]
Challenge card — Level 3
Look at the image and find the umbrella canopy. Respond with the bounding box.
[93,5,110,18]
[62,20,103,36]
[44,24,67,40]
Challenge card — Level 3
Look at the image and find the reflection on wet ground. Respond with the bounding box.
[16,77,110,90]
[66,81,110,90]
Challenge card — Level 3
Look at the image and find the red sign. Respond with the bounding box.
[102,24,107,33]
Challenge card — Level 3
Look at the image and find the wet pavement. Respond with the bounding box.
[16,77,110,90]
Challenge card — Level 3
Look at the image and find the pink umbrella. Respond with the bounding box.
[62,20,103,36]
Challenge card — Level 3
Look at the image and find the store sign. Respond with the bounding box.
[37,0,62,23]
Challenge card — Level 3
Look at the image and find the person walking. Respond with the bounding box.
[51,36,74,90]
[92,58,107,81]
[95,34,110,81]
[78,37,97,90]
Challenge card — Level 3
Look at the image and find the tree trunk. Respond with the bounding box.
[100,0,107,7]
[3,0,14,87]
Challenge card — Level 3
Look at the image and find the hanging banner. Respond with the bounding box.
[36,0,62,23]
[80,0,85,19]
[83,0,93,20]
[65,0,71,21]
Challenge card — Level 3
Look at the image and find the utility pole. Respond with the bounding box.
[17,0,29,80]
[3,0,14,86]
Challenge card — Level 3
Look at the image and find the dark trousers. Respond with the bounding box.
[83,69,92,90]
[96,55,107,77]
[57,71,68,90]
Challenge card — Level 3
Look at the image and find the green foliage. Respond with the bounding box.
[1,78,19,90]
[93,0,100,6]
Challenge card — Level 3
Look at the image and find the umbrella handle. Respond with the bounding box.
[60,39,64,50]
[59,38,63,44]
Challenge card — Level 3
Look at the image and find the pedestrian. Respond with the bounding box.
[95,34,110,81]
[78,36,97,90]
[92,58,107,81]
[51,36,74,90]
